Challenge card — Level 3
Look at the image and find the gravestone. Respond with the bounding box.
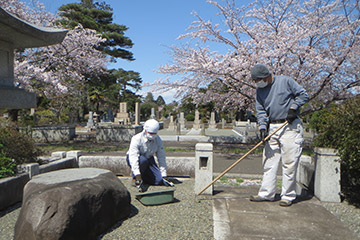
[14,168,131,240]
[86,111,95,128]
[168,115,175,130]
[193,109,201,130]
[0,7,67,109]
[106,108,114,122]
[200,124,206,136]
[208,112,217,130]
[134,102,140,126]
[179,112,187,130]
[176,120,181,135]
[221,118,225,129]
[114,102,130,125]
[150,107,156,119]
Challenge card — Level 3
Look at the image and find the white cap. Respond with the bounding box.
[144,119,160,133]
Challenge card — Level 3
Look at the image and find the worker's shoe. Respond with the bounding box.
[137,182,149,192]
[249,195,273,202]
[279,199,292,207]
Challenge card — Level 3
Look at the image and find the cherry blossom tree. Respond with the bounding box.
[153,0,360,113]
[15,25,107,97]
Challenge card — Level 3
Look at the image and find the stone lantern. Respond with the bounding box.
[0,7,68,109]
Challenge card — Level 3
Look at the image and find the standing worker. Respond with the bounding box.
[249,64,309,206]
[127,119,173,192]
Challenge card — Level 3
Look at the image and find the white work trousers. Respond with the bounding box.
[258,119,303,201]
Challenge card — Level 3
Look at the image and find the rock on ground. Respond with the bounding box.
[14,168,131,240]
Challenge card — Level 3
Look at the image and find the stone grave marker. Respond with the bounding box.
[114,102,130,125]
[208,111,217,130]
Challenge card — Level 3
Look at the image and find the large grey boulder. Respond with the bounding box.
[14,168,131,240]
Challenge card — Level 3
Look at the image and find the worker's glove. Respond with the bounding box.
[134,174,142,186]
[260,129,268,142]
[134,175,148,192]
[286,109,297,124]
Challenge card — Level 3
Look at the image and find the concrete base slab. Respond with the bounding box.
[213,186,359,240]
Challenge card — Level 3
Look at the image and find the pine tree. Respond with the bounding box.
[58,1,142,114]
[58,1,134,62]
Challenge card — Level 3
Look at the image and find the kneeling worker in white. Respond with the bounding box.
[126,119,173,191]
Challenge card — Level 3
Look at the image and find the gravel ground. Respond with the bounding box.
[321,201,360,238]
[0,177,359,239]
[0,203,20,240]
[100,177,213,240]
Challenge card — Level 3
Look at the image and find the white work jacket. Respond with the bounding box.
[127,131,167,177]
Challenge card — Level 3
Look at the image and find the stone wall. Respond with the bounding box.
[29,125,76,143]
[96,125,143,142]
[0,173,29,211]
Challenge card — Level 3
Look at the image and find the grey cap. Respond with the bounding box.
[250,64,271,80]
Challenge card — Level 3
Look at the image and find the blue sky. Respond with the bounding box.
[28,0,228,103]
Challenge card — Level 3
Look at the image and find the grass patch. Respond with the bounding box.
[164,147,189,152]
[236,178,244,183]
[219,176,228,182]
[302,148,314,156]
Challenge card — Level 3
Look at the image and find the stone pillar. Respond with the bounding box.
[18,163,39,179]
[86,111,95,129]
[221,118,225,129]
[195,143,213,195]
[176,121,181,135]
[208,112,217,130]
[150,108,155,119]
[179,112,186,130]
[200,124,206,136]
[66,151,83,165]
[168,115,175,130]
[314,148,341,202]
[193,109,201,130]
[0,40,36,108]
[134,102,140,126]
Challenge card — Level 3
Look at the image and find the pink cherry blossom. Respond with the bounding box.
[153,0,360,112]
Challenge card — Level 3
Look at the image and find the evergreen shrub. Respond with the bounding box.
[0,123,42,174]
[0,144,16,178]
[185,113,195,121]
[309,96,360,206]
